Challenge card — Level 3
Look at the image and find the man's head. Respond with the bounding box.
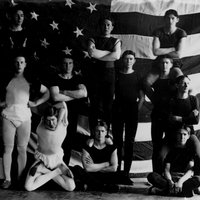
[43,106,59,130]
[59,55,74,75]
[122,50,136,69]
[164,9,179,28]
[176,125,191,147]
[159,55,173,75]
[98,16,114,37]
[94,120,108,143]
[175,75,190,94]
[14,53,27,74]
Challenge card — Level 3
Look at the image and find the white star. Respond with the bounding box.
[65,0,75,8]
[40,38,50,49]
[30,11,39,20]
[50,21,59,30]
[73,27,83,38]
[87,3,97,13]
[62,46,72,55]
[83,51,91,58]
[10,0,17,6]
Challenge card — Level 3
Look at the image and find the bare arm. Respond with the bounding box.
[99,149,118,172]
[174,161,194,194]
[50,86,74,102]
[53,101,68,126]
[88,39,121,61]
[153,36,186,58]
[82,149,110,172]
[164,163,175,194]
[62,84,87,99]
[28,84,50,107]
[138,90,145,111]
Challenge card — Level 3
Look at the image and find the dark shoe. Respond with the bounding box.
[103,183,119,193]
[1,180,12,189]
[148,186,165,195]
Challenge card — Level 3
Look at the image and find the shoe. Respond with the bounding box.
[148,186,165,195]
[1,180,12,189]
[103,183,119,193]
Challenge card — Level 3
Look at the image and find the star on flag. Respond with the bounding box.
[50,21,59,30]
[30,11,39,20]
[87,3,97,13]
[40,38,50,49]
[62,47,72,55]
[73,27,83,38]
[65,0,75,8]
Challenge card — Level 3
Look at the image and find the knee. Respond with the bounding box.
[65,179,76,191]
[3,145,14,154]
[24,180,35,191]
[17,145,27,154]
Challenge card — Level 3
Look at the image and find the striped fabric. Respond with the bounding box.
[1,0,199,175]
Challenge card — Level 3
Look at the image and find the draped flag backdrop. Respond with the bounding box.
[1,0,200,175]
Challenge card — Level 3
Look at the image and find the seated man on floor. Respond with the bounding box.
[24,102,75,191]
[147,125,200,198]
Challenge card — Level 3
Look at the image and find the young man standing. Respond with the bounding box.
[144,9,187,102]
[87,16,121,134]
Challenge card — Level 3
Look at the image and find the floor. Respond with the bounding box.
[0,178,199,200]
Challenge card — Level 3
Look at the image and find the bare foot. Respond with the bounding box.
[58,164,73,178]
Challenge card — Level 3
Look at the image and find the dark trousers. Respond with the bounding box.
[88,71,115,133]
[147,172,200,197]
[112,103,138,174]
[151,117,171,174]
[62,105,79,165]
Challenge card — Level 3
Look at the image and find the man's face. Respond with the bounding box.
[94,126,107,143]
[100,19,114,36]
[160,58,173,74]
[123,54,135,69]
[14,56,26,74]
[44,116,58,130]
[60,58,74,75]
[177,77,190,94]
[13,10,24,26]
[176,129,190,147]
[164,14,179,28]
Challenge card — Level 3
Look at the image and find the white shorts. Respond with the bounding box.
[34,149,64,169]
[2,104,32,128]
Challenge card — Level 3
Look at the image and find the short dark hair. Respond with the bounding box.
[164,9,179,18]
[159,54,173,63]
[175,75,190,84]
[95,119,108,130]
[98,16,114,27]
[178,125,191,135]
[43,106,59,119]
[122,50,136,59]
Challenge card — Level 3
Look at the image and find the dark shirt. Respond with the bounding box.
[49,73,86,110]
[169,95,199,132]
[83,143,116,164]
[153,27,187,48]
[165,146,193,173]
[89,36,120,78]
[115,71,142,107]
[151,78,176,120]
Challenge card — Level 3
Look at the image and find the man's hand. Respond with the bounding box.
[28,101,37,107]
[172,115,182,122]
[174,181,183,194]
[85,155,94,165]
[189,109,199,118]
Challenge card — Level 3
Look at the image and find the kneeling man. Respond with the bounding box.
[25,102,75,191]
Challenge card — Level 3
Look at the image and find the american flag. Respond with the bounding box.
[1,0,200,175]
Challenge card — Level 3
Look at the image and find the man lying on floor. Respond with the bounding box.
[24,102,75,191]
